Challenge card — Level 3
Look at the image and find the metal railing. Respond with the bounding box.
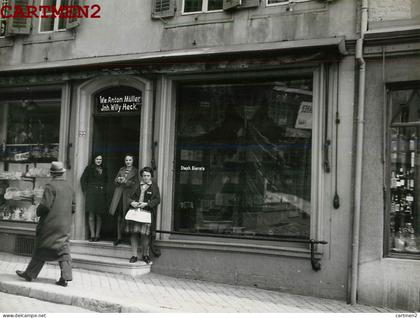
[151,230,328,271]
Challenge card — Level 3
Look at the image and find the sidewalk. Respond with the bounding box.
[0,252,399,313]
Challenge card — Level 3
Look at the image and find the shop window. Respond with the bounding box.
[174,78,313,239]
[39,0,80,33]
[387,84,420,256]
[0,98,61,223]
[0,0,8,37]
[183,0,223,13]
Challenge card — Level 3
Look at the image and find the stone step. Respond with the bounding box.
[71,252,151,277]
[70,240,134,259]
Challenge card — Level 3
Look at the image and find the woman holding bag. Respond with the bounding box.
[125,166,160,264]
[109,154,138,246]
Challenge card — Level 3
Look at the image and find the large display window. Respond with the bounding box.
[174,78,313,239]
[0,96,62,223]
[387,83,420,256]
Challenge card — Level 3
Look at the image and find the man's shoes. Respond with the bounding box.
[89,237,94,242]
[129,256,138,263]
[16,270,32,282]
[94,237,100,242]
[113,239,121,246]
[142,255,151,264]
[55,277,68,287]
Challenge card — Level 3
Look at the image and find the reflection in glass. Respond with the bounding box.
[174,79,313,239]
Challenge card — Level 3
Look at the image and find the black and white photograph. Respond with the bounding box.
[0,0,419,315]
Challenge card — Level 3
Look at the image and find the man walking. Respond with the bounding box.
[16,161,74,287]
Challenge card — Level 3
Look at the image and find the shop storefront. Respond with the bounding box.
[356,29,420,310]
[0,40,355,300]
[150,46,356,300]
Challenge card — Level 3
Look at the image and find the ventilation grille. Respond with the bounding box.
[14,236,35,256]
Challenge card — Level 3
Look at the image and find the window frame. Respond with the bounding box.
[181,0,223,15]
[38,0,67,34]
[155,66,328,251]
[384,81,420,260]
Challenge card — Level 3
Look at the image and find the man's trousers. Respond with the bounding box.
[24,256,73,281]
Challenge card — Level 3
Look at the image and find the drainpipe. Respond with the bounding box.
[351,0,368,305]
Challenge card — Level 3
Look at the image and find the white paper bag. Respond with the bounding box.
[125,208,151,224]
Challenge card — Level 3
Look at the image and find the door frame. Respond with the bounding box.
[73,75,153,240]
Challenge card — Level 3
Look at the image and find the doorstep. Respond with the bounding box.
[70,240,150,277]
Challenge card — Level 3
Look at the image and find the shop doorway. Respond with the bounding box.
[91,115,141,241]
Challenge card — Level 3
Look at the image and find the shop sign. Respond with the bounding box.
[95,87,142,115]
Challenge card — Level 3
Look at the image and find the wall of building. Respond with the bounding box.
[368,0,420,28]
[0,0,357,68]
[359,54,420,311]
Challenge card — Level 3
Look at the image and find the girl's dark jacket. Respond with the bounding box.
[128,182,160,227]
[80,164,107,215]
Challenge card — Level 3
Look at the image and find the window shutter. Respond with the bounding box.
[223,0,241,10]
[6,0,33,35]
[152,0,175,19]
[65,0,80,30]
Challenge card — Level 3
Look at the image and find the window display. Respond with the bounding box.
[0,0,6,37]
[0,99,61,223]
[388,86,420,255]
[174,78,313,239]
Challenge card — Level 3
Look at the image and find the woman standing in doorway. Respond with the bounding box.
[109,154,138,246]
[125,167,160,264]
[81,153,108,242]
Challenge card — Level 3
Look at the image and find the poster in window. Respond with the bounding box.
[295,101,312,130]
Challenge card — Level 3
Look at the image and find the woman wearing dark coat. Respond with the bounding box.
[125,166,160,264]
[16,161,74,287]
[109,154,138,246]
[81,153,107,242]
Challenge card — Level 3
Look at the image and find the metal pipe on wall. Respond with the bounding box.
[351,0,369,305]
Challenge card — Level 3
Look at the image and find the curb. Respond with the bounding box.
[0,279,160,313]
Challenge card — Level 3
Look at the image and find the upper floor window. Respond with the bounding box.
[266,0,309,6]
[387,83,420,257]
[0,0,8,37]
[39,0,79,33]
[183,0,223,13]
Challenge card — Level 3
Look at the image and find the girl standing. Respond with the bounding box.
[125,167,160,264]
[81,154,107,242]
[109,154,138,246]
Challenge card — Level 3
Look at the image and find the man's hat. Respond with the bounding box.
[50,161,66,175]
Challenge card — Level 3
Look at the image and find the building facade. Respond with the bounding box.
[357,0,420,311]
[0,0,419,311]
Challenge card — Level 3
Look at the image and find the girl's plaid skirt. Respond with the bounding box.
[124,220,151,235]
